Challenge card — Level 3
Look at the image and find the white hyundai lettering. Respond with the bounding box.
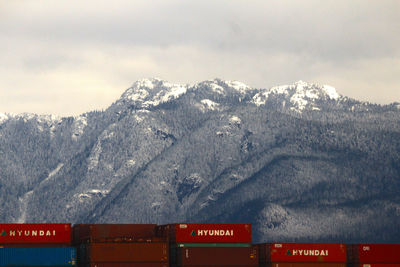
[7,229,57,237]
[292,250,328,256]
[197,229,233,236]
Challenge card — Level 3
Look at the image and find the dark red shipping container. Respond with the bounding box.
[0,223,71,244]
[265,243,346,263]
[176,246,258,266]
[157,223,252,243]
[355,265,400,267]
[82,242,168,263]
[270,264,346,267]
[0,243,72,247]
[352,244,400,263]
[256,243,270,267]
[73,224,157,244]
[87,263,168,267]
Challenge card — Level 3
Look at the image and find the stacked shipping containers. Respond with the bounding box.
[347,244,400,267]
[257,243,347,267]
[73,224,168,267]
[0,223,76,266]
[1,222,399,266]
[157,223,258,267]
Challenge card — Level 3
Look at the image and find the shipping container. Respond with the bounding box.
[356,265,400,267]
[156,223,252,243]
[176,246,258,266]
[0,223,71,244]
[255,243,270,267]
[348,244,400,263]
[270,264,346,267]
[173,266,259,267]
[258,243,346,263]
[0,243,73,248]
[0,246,76,266]
[73,224,157,244]
[81,242,168,263]
[86,263,168,267]
[354,265,400,267]
[176,243,251,247]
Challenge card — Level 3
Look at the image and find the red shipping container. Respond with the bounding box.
[355,244,400,263]
[270,264,346,267]
[87,263,168,267]
[355,265,400,267]
[177,246,258,266]
[73,224,157,244]
[267,243,347,263]
[0,224,71,244]
[157,223,252,243]
[0,243,71,247]
[82,242,168,263]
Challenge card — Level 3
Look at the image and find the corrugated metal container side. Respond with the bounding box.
[82,242,168,263]
[255,243,271,267]
[355,244,400,263]
[270,264,347,267]
[86,263,168,267]
[176,246,258,266]
[268,243,347,263]
[0,223,71,244]
[157,223,252,243]
[155,224,171,240]
[0,246,76,266]
[175,266,260,267]
[176,243,251,247]
[73,224,157,244]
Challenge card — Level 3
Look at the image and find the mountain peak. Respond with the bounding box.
[119,78,187,108]
[253,81,341,112]
[117,78,343,112]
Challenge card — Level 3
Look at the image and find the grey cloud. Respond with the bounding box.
[3,0,399,61]
[0,0,399,115]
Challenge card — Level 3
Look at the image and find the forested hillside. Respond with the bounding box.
[1,79,399,243]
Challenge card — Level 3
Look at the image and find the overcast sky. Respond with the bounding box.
[1,0,399,116]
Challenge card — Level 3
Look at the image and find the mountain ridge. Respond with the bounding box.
[0,79,399,243]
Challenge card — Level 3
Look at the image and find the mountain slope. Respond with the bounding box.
[0,79,399,243]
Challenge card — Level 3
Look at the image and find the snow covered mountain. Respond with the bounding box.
[253,80,341,112]
[1,79,399,243]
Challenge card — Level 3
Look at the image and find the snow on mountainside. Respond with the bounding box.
[118,78,188,108]
[0,113,9,124]
[0,79,399,244]
[253,81,341,112]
